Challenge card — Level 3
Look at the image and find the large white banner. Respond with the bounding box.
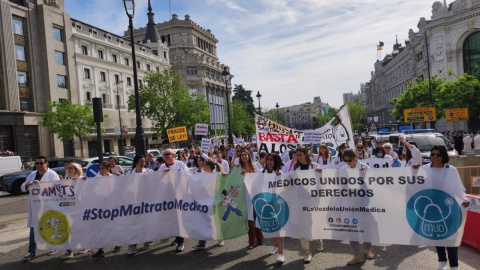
[29,170,248,250]
[244,167,467,247]
[255,106,354,156]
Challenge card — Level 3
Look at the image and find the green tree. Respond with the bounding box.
[232,84,255,116]
[41,100,106,157]
[316,107,338,126]
[127,70,210,137]
[231,99,255,138]
[347,103,368,132]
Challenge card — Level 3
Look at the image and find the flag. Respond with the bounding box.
[230,186,238,197]
[379,41,384,46]
[377,45,383,50]
[324,106,329,115]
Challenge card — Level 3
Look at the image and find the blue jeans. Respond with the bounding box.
[436,246,458,267]
[28,227,36,254]
[222,205,242,221]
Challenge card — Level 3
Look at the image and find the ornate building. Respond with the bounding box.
[365,0,480,128]
[130,7,232,135]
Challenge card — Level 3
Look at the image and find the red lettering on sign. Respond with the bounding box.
[258,132,298,143]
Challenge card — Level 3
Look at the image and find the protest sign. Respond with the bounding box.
[195,123,209,136]
[201,138,211,153]
[303,130,322,144]
[167,126,188,143]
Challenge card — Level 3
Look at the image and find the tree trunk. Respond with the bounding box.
[79,137,85,157]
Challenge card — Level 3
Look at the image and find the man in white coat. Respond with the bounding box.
[21,156,60,260]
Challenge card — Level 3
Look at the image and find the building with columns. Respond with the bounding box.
[279,97,331,130]
[130,9,232,137]
[364,0,480,129]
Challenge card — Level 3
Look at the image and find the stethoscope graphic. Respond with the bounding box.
[413,196,453,237]
[254,198,283,231]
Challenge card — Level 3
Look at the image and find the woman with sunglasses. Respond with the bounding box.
[333,143,349,168]
[294,147,323,263]
[340,149,375,265]
[370,145,393,168]
[383,143,398,161]
[313,143,334,168]
[61,162,88,259]
[423,145,469,270]
[261,153,286,263]
[356,143,369,160]
[238,148,262,249]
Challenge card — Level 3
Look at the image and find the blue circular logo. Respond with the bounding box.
[252,192,289,233]
[406,189,462,240]
[352,218,358,224]
[344,218,350,224]
[449,112,454,117]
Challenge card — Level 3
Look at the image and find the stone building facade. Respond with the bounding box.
[130,12,232,136]
[364,0,480,129]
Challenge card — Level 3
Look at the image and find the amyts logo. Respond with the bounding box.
[406,189,462,240]
[38,210,70,245]
[252,193,289,233]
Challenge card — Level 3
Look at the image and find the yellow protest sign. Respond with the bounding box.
[167,126,188,143]
[403,107,436,123]
[445,108,468,122]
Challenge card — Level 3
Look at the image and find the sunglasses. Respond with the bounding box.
[345,159,354,163]
[35,162,45,165]
[430,153,442,157]
[384,147,390,149]
[164,153,173,156]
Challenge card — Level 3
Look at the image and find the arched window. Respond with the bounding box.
[463,32,480,76]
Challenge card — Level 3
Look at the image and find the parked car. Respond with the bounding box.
[0,166,66,196]
[0,156,23,176]
[82,156,134,172]
[125,150,162,159]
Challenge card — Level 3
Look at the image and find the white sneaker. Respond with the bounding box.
[176,243,184,251]
[303,253,312,263]
[61,251,73,259]
[126,245,137,256]
[218,240,225,246]
[276,254,285,263]
[269,246,278,255]
[47,250,58,256]
[316,239,324,252]
[438,261,447,270]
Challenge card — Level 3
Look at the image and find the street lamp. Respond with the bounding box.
[221,66,233,145]
[256,91,262,115]
[115,80,124,155]
[275,102,280,122]
[123,0,146,156]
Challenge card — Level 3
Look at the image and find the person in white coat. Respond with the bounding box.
[21,156,60,261]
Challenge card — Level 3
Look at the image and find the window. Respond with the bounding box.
[15,45,26,61]
[152,50,158,56]
[114,74,120,84]
[102,94,107,104]
[164,51,167,59]
[12,19,24,35]
[84,68,91,79]
[86,92,91,101]
[138,80,143,87]
[126,77,131,86]
[57,75,67,88]
[100,71,106,82]
[98,50,103,59]
[81,45,88,55]
[463,32,480,77]
[17,71,27,86]
[125,58,129,66]
[147,64,151,71]
[53,27,63,42]
[156,66,160,72]
[137,61,141,69]
[112,54,117,63]
[55,51,65,65]
[75,24,81,30]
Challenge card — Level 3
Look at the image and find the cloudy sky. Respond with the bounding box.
[66,0,436,110]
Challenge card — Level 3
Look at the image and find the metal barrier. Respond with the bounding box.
[457,166,480,195]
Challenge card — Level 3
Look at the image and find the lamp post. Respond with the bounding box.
[115,80,124,155]
[256,91,262,115]
[275,102,280,122]
[123,0,146,156]
[221,67,233,145]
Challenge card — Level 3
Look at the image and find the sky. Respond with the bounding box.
[65,0,436,110]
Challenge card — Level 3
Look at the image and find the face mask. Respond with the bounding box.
[376,153,384,158]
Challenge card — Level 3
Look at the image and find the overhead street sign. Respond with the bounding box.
[403,107,436,123]
[445,108,468,122]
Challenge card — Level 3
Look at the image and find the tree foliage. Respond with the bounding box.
[127,70,210,137]
[41,100,105,157]
[390,72,480,128]
[316,107,338,126]
[232,84,256,116]
[347,103,369,132]
[231,99,255,138]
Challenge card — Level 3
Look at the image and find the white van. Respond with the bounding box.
[0,156,23,176]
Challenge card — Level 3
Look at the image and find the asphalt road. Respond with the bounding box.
[1,192,479,270]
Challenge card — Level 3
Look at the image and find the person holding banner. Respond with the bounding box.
[22,156,61,261]
[399,135,421,168]
[333,143,349,168]
[340,149,375,265]
[238,149,263,249]
[383,143,398,161]
[312,143,334,168]
[193,158,227,250]
[294,147,324,263]
[356,143,369,160]
[254,152,267,172]
[125,155,153,256]
[423,145,469,270]
[262,153,286,263]
[108,156,124,175]
[281,149,297,173]
[369,146,393,168]
[214,150,230,173]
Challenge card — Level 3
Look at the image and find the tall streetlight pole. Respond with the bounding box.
[221,67,233,145]
[275,102,280,123]
[123,0,146,156]
[115,80,124,155]
[256,91,262,115]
